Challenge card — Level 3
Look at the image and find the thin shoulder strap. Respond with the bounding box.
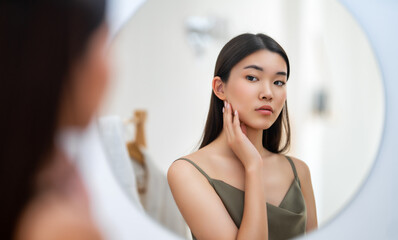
[285,156,301,186]
[174,157,212,182]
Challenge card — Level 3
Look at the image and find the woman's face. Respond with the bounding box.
[60,23,110,128]
[224,49,288,130]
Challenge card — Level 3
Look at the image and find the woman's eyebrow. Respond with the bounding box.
[243,65,287,76]
[243,65,263,71]
[276,71,287,76]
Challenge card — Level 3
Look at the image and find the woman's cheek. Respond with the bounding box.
[227,84,254,124]
[229,81,254,106]
[276,90,287,112]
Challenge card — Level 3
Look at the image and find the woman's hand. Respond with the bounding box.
[223,101,262,170]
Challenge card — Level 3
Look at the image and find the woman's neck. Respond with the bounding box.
[35,147,72,193]
[211,125,273,160]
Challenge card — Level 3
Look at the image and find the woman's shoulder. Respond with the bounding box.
[167,147,217,185]
[16,193,101,240]
[167,154,197,182]
[168,151,203,178]
[169,145,214,168]
[285,155,312,185]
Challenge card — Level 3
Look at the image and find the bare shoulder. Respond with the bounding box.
[167,156,197,183]
[167,150,209,185]
[287,155,312,183]
[167,144,216,178]
[16,194,101,240]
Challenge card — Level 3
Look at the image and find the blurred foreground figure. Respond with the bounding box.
[0,0,109,239]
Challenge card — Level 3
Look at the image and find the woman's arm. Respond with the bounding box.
[224,102,268,239]
[168,161,239,240]
[292,157,318,232]
[168,101,268,240]
[236,163,267,239]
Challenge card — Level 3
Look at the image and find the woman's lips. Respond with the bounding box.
[255,105,273,115]
[256,109,272,115]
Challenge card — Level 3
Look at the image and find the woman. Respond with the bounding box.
[168,33,317,240]
[0,0,108,239]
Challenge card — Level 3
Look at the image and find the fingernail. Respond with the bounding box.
[234,110,238,115]
[222,107,224,113]
[224,101,227,107]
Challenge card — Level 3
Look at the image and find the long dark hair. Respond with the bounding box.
[0,0,106,238]
[199,33,291,153]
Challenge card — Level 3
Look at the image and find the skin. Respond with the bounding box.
[168,49,318,240]
[59,23,110,128]
[15,23,109,240]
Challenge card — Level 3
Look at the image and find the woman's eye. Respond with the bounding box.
[274,80,286,86]
[246,75,258,81]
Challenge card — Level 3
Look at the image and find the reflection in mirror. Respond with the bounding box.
[99,0,384,238]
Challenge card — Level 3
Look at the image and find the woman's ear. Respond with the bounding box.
[212,76,227,100]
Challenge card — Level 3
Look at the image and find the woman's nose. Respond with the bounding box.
[259,82,273,101]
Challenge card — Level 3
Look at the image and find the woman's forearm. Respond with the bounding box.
[236,161,268,240]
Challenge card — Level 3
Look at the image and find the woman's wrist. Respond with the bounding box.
[244,158,263,174]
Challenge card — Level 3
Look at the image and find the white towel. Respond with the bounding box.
[97,116,144,212]
[141,148,189,238]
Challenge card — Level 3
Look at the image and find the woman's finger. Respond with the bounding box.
[240,122,248,136]
[232,109,241,136]
[223,101,232,141]
[225,101,235,139]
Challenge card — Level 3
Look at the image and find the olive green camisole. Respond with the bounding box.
[175,156,307,240]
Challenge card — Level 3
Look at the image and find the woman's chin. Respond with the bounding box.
[243,122,273,131]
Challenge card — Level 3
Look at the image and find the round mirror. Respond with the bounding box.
[99,0,384,238]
